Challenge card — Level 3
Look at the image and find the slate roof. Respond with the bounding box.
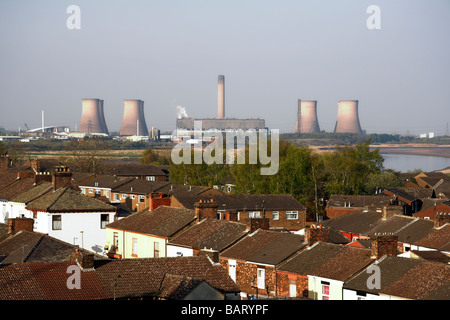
[0,255,239,300]
[26,187,116,212]
[308,244,373,281]
[327,194,393,208]
[344,256,423,295]
[0,230,105,265]
[173,193,305,211]
[383,188,434,203]
[220,229,306,266]
[168,218,248,252]
[0,171,20,190]
[0,261,109,300]
[0,177,36,201]
[103,163,167,177]
[278,242,370,276]
[10,181,53,204]
[379,260,450,300]
[414,223,450,251]
[79,175,134,189]
[367,216,435,244]
[321,208,383,236]
[106,205,196,238]
[321,208,435,244]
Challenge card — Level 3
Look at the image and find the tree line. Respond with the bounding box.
[142,139,404,219]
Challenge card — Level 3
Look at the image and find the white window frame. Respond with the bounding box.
[229,260,237,282]
[248,211,261,219]
[257,268,265,289]
[272,211,279,220]
[132,238,138,256]
[286,211,298,220]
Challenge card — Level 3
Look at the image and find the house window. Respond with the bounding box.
[248,211,261,219]
[146,176,155,181]
[130,195,135,200]
[229,260,237,282]
[322,281,330,300]
[138,195,145,203]
[88,188,93,194]
[154,242,160,258]
[286,211,298,220]
[113,232,119,248]
[132,238,138,257]
[122,194,128,199]
[113,193,119,201]
[272,211,279,220]
[100,214,109,229]
[95,190,101,196]
[257,268,265,289]
[52,215,62,230]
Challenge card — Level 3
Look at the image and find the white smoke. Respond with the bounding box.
[176,105,188,119]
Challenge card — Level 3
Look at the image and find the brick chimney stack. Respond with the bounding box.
[434,212,450,228]
[70,249,95,271]
[0,155,11,173]
[8,218,34,235]
[305,224,329,247]
[249,218,270,233]
[194,199,219,222]
[371,234,398,259]
[52,166,72,190]
[382,206,403,220]
[31,159,41,173]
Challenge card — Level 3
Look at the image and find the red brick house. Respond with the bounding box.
[325,194,394,219]
[413,201,450,220]
[171,193,307,232]
[219,228,307,299]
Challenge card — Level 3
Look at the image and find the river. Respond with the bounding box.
[382,153,450,172]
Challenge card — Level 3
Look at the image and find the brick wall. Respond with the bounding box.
[220,259,277,298]
[371,235,398,259]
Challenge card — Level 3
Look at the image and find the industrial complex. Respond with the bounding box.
[11,75,367,142]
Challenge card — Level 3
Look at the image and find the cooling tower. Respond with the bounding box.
[334,100,363,134]
[78,99,109,134]
[98,99,109,135]
[218,75,225,119]
[295,99,321,133]
[120,99,149,136]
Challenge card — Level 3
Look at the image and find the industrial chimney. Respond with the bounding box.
[119,99,149,136]
[295,100,321,133]
[78,99,109,134]
[218,75,225,119]
[334,100,363,135]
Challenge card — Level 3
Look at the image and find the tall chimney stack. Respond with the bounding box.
[218,75,225,119]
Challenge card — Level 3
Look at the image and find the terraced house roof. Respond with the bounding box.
[26,187,116,212]
[106,205,196,238]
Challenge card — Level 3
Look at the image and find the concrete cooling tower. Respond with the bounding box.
[334,100,363,134]
[119,99,149,136]
[294,100,321,133]
[218,75,225,119]
[78,99,109,134]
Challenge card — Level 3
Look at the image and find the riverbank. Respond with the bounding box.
[371,144,450,159]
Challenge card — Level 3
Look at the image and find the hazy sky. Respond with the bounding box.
[0,0,449,135]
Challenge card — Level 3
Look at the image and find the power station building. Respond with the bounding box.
[175,75,266,136]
